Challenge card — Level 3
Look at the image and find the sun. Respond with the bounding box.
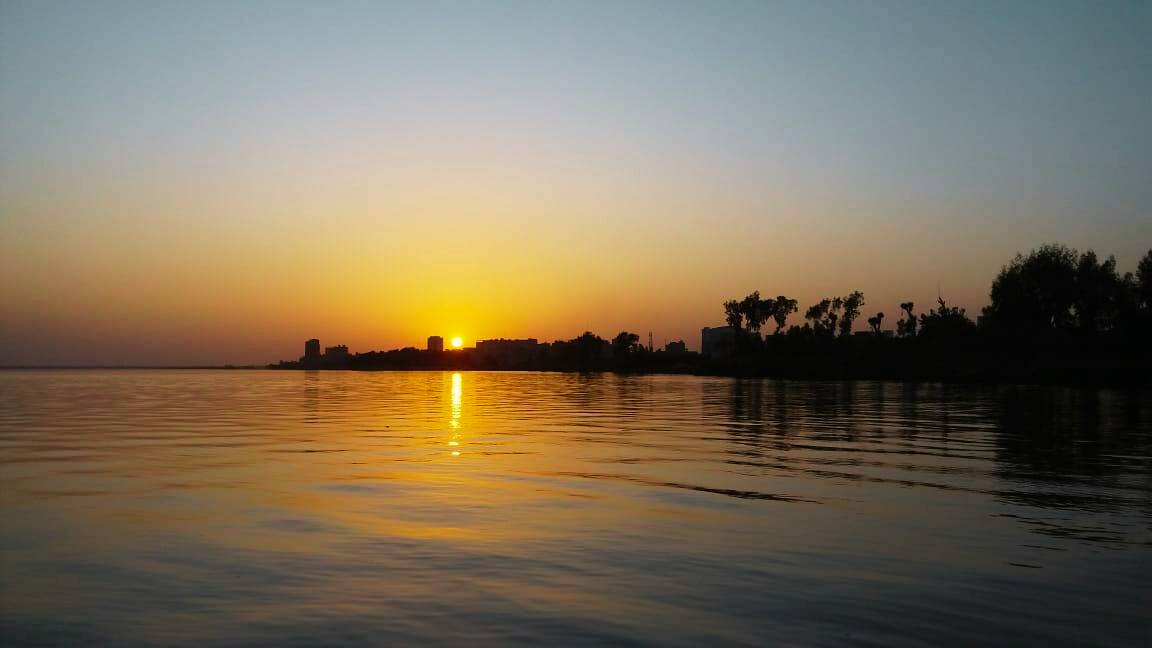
[450,336,463,349]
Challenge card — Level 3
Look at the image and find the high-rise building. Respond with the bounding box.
[701,327,736,358]
[302,338,322,369]
[427,335,444,352]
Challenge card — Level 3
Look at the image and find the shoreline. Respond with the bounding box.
[3,364,1148,388]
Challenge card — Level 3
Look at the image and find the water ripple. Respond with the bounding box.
[1,370,1150,646]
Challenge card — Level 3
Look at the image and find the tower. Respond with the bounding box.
[302,338,321,369]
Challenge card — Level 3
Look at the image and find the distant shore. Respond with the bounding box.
[6,358,1145,388]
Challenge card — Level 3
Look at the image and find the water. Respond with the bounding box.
[1,370,1150,646]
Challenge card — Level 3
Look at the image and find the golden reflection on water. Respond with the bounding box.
[449,372,462,456]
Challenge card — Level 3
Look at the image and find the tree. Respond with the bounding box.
[611,331,641,359]
[867,312,885,335]
[897,302,917,338]
[1112,248,1152,335]
[771,296,798,334]
[1138,249,1152,311]
[839,291,865,337]
[739,291,768,334]
[802,297,843,338]
[1072,250,1123,334]
[982,244,1079,335]
[920,298,976,340]
[573,331,607,366]
[757,295,778,333]
[723,299,743,330]
[805,299,834,337]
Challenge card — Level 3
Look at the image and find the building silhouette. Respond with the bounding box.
[427,336,444,352]
[302,338,322,369]
[476,338,539,368]
[324,345,349,368]
[701,326,737,359]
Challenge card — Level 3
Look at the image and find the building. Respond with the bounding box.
[701,326,737,359]
[476,338,539,368]
[427,335,444,352]
[323,345,350,369]
[302,338,322,369]
[664,340,687,355]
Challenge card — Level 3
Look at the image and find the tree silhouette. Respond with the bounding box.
[739,291,768,334]
[897,302,917,338]
[574,331,606,366]
[757,295,778,334]
[867,312,885,335]
[723,299,743,330]
[920,297,975,340]
[771,296,798,334]
[1137,249,1152,311]
[723,292,800,337]
[839,291,865,337]
[804,299,834,337]
[612,331,641,358]
[1072,250,1123,334]
[540,243,1152,378]
[983,244,1078,335]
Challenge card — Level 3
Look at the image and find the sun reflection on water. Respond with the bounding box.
[449,372,462,456]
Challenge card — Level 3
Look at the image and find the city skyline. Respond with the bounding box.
[2,2,1150,365]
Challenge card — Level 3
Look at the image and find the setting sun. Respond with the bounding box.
[450,337,463,349]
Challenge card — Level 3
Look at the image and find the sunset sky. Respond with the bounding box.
[2,1,1150,365]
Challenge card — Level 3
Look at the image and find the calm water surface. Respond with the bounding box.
[1,370,1150,646]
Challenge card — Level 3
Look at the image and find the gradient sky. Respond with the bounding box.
[2,1,1150,365]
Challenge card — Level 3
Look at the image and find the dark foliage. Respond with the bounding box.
[919,298,976,340]
[711,244,1150,384]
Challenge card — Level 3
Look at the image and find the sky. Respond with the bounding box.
[1,0,1150,365]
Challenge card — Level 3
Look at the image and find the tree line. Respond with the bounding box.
[721,244,1152,344]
